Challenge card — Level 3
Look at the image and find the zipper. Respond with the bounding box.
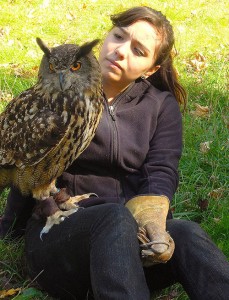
[103,99,120,199]
[108,105,115,121]
[106,84,135,164]
[105,101,118,165]
[104,83,135,198]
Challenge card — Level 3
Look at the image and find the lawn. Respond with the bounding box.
[0,0,228,299]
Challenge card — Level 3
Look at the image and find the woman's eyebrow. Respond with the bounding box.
[118,27,151,54]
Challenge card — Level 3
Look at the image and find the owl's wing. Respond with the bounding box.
[0,89,68,168]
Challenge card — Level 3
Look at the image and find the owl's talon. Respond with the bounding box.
[40,228,47,241]
[39,208,78,240]
[88,193,98,198]
[58,192,97,210]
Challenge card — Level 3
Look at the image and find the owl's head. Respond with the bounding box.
[36,38,101,94]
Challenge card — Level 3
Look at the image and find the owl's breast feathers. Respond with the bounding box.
[0,84,104,194]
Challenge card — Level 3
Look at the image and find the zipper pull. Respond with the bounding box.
[109,105,116,121]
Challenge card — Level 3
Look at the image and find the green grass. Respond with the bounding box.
[0,0,228,299]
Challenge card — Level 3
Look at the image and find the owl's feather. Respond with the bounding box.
[0,89,67,167]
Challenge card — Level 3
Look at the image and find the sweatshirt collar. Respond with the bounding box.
[127,79,151,100]
[105,79,151,107]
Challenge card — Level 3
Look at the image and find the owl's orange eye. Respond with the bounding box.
[70,62,81,72]
[49,63,54,71]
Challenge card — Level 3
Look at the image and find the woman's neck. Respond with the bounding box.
[103,80,130,103]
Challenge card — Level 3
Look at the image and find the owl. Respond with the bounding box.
[0,38,104,237]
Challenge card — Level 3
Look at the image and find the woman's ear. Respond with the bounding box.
[145,65,161,77]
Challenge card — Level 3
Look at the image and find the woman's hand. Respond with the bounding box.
[125,195,175,267]
[138,224,175,267]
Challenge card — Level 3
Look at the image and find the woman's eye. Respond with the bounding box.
[134,48,144,57]
[114,33,123,40]
[70,62,81,72]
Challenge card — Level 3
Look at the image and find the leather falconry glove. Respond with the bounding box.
[125,195,175,267]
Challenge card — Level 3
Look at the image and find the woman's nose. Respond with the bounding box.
[115,43,128,59]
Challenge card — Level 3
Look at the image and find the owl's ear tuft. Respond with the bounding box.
[36,37,51,58]
[75,39,100,60]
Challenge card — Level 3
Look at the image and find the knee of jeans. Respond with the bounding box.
[94,203,138,236]
[168,219,208,246]
[109,203,137,226]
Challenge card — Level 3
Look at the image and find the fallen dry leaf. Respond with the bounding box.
[9,63,38,78]
[200,141,213,153]
[210,175,218,182]
[0,26,10,38]
[208,187,225,199]
[198,199,209,211]
[0,28,4,38]
[66,12,76,20]
[213,217,221,223]
[191,103,210,117]
[187,51,208,72]
[0,91,13,102]
[0,288,21,298]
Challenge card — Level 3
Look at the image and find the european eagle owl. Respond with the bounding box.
[0,38,104,237]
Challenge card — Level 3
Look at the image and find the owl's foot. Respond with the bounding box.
[32,196,79,240]
[60,193,97,210]
[40,208,78,240]
[53,188,97,210]
[37,190,97,239]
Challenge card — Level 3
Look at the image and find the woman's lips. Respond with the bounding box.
[106,58,122,70]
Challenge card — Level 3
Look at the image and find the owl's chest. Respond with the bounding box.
[71,100,100,149]
[53,97,102,167]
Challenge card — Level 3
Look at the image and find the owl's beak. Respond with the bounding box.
[59,72,64,91]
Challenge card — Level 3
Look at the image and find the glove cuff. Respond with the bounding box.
[125,195,169,228]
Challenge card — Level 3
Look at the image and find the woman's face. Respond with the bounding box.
[99,20,161,89]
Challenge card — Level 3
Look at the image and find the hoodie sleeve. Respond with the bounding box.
[137,93,182,202]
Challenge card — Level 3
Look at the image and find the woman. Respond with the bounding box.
[1,6,229,300]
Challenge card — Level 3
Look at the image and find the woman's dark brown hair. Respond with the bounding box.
[110,6,187,107]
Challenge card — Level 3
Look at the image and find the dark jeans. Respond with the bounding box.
[25,203,229,300]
